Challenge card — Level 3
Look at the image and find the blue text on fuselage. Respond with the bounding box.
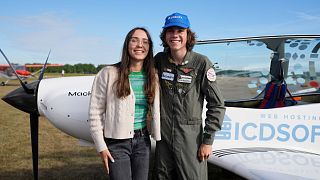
[216,117,320,143]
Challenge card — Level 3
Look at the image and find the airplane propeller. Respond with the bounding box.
[1,49,51,180]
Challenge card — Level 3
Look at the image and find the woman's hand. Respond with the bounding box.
[100,149,115,174]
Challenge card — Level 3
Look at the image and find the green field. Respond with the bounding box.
[0,78,106,180]
[0,74,243,180]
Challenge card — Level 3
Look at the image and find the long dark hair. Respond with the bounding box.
[114,27,157,106]
[160,28,196,51]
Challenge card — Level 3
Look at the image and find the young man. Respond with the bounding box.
[153,12,226,180]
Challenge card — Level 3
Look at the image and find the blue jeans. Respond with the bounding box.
[105,128,151,180]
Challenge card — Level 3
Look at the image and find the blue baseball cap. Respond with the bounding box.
[162,12,190,29]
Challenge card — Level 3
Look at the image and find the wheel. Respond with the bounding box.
[1,82,5,86]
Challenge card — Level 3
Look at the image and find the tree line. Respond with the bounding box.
[27,63,107,74]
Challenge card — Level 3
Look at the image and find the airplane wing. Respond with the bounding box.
[209,147,320,179]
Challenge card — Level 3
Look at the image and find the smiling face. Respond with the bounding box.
[128,29,150,62]
[165,27,188,52]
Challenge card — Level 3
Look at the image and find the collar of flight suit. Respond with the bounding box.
[167,51,194,66]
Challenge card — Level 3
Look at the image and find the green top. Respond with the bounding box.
[129,71,147,130]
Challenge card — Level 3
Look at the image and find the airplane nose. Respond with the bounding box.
[2,81,39,114]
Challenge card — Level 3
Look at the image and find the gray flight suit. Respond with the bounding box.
[153,51,226,180]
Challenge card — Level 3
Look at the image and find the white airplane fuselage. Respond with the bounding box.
[38,76,95,142]
[39,75,320,151]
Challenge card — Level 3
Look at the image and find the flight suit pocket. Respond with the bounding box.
[182,118,202,125]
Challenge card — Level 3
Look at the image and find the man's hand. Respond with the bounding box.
[100,149,115,174]
[197,144,212,162]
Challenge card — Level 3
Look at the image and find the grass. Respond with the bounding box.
[0,74,243,180]
[0,82,106,180]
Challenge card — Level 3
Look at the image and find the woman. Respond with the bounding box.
[89,27,161,180]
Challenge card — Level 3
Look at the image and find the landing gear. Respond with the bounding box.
[1,82,5,86]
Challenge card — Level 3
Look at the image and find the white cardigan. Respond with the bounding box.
[89,65,161,152]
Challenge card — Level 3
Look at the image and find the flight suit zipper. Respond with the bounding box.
[170,64,179,149]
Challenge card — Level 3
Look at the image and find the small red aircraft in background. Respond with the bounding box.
[0,63,63,86]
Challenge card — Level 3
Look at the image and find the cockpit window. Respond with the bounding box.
[194,40,271,100]
[194,37,320,103]
[285,39,320,94]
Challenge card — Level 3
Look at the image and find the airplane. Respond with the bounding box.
[0,63,63,86]
[1,34,320,180]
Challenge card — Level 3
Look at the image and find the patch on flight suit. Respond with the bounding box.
[206,68,216,82]
[180,67,193,74]
[161,72,174,81]
[177,74,192,83]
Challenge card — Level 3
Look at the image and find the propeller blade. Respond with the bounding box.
[0,49,33,93]
[30,113,39,180]
[1,49,52,180]
[38,50,51,81]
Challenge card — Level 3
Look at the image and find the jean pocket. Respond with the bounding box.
[143,136,151,147]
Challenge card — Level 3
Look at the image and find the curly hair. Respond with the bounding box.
[159,28,196,51]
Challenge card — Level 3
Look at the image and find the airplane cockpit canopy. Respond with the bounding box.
[194,36,320,108]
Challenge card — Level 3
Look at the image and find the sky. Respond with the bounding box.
[0,0,320,66]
